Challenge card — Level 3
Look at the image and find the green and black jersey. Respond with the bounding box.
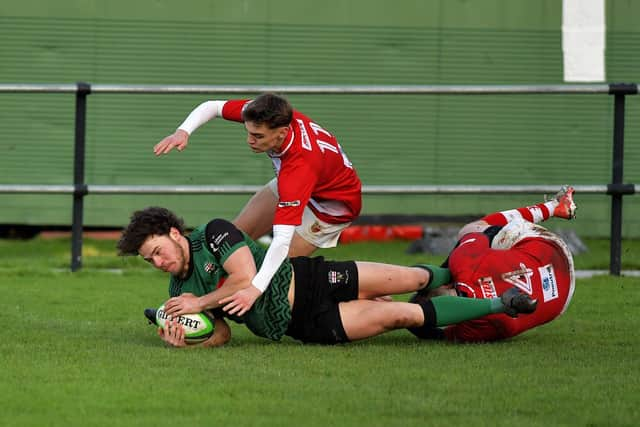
[169,219,293,341]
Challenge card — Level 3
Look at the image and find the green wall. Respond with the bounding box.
[0,0,638,237]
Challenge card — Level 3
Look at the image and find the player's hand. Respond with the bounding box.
[219,286,262,316]
[158,317,187,347]
[164,293,202,316]
[154,129,190,156]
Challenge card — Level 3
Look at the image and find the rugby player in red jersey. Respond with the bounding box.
[408,186,577,342]
[154,93,361,315]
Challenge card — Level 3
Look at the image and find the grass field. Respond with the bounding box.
[1,237,639,426]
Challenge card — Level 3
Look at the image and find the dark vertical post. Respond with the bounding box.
[607,83,637,276]
[71,82,91,272]
[609,93,624,276]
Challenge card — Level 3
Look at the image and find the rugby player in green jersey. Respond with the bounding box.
[117,207,535,347]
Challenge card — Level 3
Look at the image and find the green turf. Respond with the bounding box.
[1,237,639,426]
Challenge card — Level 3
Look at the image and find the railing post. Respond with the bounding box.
[608,83,638,276]
[71,82,91,272]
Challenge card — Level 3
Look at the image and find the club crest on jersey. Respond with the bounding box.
[501,262,533,294]
[538,263,559,302]
[278,200,301,208]
[477,277,497,298]
[204,262,216,274]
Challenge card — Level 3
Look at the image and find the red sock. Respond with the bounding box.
[482,202,552,226]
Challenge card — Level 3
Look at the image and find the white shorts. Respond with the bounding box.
[267,178,351,248]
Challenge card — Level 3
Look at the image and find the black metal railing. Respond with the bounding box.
[0,83,637,274]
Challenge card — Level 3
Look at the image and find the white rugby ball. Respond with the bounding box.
[156,304,215,345]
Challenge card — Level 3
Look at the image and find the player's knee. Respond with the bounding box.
[457,221,488,239]
[387,308,415,329]
[413,268,430,290]
[288,234,318,257]
[232,217,263,239]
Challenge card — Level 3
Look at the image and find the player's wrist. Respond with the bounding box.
[196,295,207,312]
[250,281,266,293]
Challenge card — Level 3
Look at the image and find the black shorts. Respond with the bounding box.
[286,256,359,344]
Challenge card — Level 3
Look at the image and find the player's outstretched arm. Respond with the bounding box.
[153,100,227,156]
[220,225,294,316]
[219,286,262,317]
[154,129,190,156]
[164,247,258,317]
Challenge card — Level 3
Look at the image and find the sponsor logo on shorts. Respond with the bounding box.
[478,277,498,298]
[310,221,322,234]
[328,270,348,285]
[278,200,301,208]
[539,263,559,302]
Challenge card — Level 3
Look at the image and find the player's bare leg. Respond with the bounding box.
[340,288,538,341]
[289,232,319,257]
[356,262,434,299]
[339,299,424,341]
[456,220,493,240]
[233,186,335,258]
[232,185,277,240]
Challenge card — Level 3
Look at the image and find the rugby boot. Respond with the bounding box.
[144,308,158,326]
[501,287,537,318]
[548,185,576,219]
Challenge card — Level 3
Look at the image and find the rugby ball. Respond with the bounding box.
[155,304,215,345]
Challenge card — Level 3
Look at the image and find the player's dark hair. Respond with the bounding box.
[241,93,293,129]
[117,207,185,255]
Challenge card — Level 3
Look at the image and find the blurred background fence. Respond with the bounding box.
[0,0,639,272]
[0,83,636,273]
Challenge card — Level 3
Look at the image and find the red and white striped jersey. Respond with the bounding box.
[222,100,361,226]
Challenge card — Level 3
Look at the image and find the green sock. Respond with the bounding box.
[430,295,504,326]
[414,264,451,290]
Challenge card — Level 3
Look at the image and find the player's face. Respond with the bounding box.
[244,121,289,153]
[138,229,188,277]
